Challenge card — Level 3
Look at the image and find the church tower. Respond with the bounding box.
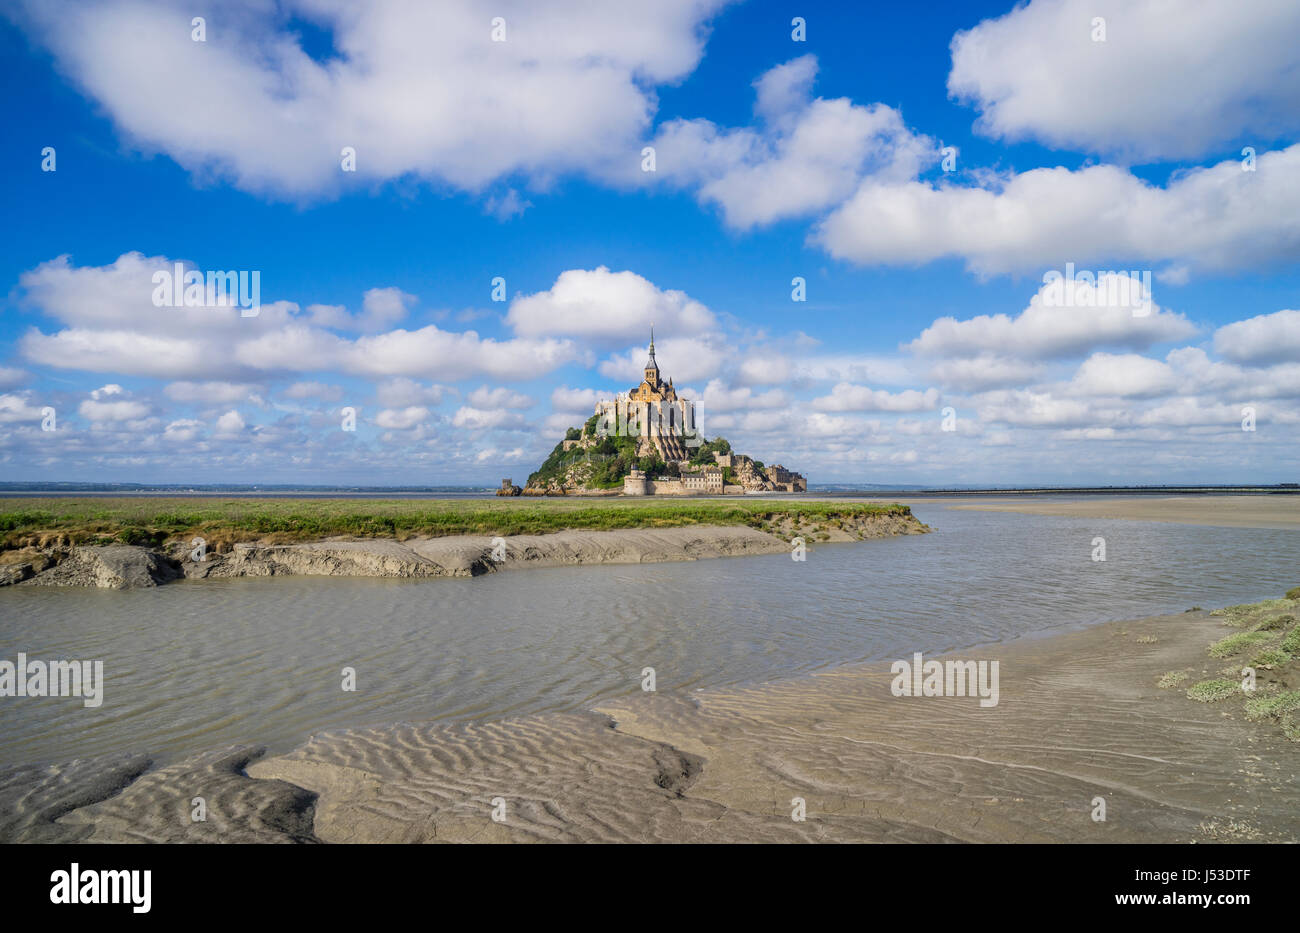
[643,326,659,388]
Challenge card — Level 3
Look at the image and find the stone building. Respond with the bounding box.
[681,466,724,493]
[594,329,697,462]
[766,464,807,493]
[623,468,649,496]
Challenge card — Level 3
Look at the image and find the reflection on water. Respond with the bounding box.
[0,504,1295,767]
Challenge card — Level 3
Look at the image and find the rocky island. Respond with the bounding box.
[524,331,806,496]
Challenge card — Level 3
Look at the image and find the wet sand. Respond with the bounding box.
[945,495,1300,531]
[11,603,1298,843]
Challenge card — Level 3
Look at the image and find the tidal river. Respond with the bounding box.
[1,501,1296,769]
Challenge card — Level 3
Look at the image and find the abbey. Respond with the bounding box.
[524,329,806,496]
[592,328,698,462]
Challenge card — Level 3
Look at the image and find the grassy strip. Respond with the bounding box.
[0,496,916,551]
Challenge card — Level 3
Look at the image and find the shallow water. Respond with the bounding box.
[0,502,1296,768]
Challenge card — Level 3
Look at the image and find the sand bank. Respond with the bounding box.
[11,595,1299,843]
[944,495,1300,530]
[9,511,925,588]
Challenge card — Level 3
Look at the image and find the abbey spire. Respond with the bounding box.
[644,325,659,385]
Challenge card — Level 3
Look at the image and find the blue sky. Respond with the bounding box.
[0,0,1297,485]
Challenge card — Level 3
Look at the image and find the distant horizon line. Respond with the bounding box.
[0,482,1295,496]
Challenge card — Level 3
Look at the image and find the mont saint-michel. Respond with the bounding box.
[518,331,806,496]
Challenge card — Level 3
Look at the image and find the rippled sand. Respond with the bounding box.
[11,607,1297,843]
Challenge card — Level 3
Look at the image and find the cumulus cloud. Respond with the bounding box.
[507,267,716,343]
[816,146,1300,277]
[11,0,730,199]
[907,274,1197,360]
[0,392,45,424]
[79,384,151,422]
[213,410,245,435]
[693,379,789,412]
[550,386,606,411]
[162,418,202,443]
[358,288,414,332]
[948,0,1300,161]
[645,56,935,229]
[451,407,527,430]
[1213,309,1300,366]
[373,378,448,408]
[375,406,429,430]
[975,389,1101,428]
[812,384,941,412]
[925,355,1045,392]
[1067,353,1176,399]
[467,386,535,410]
[17,252,585,382]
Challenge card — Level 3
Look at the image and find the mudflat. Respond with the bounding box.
[11,595,1298,843]
[945,495,1300,530]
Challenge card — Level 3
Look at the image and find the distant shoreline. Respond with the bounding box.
[0,483,1294,498]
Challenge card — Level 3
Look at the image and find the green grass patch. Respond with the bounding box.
[1157,671,1188,689]
[1253,613,1294,632]
[1250,648,1291,669]
[1282,625,1300,655]
[1244,690,1300,722]
[0,496,916,551]
[1283,712,1300,742]
[1187,679,1240,703]
[1207,631,1274,658]
[1213,598,1298,627]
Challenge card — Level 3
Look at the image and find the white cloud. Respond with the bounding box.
[694,379,789,412]
[1213,309,1300,366]
[451,407,527,430]
[925,355,1045,392]
[358,288,414,332]
[816,146,1300,277]
[1067,353,1175,399]
[0,393,45,424]
[12,0,728,199]
[80,385,150,422]
[647,56,935,229]
[18,252,585,382]
[467,386,535,410]
[908,274,1196,360]
[213,410,245,435]
[948,0,1300,161]
[375,406,430,430]
[976,389,1101,428]
[374,378,448,408]
[507,267,716,343]
[812,384,940,412]
[550,386,606,411]
[162,418,201,443]
[166,381,260,404]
